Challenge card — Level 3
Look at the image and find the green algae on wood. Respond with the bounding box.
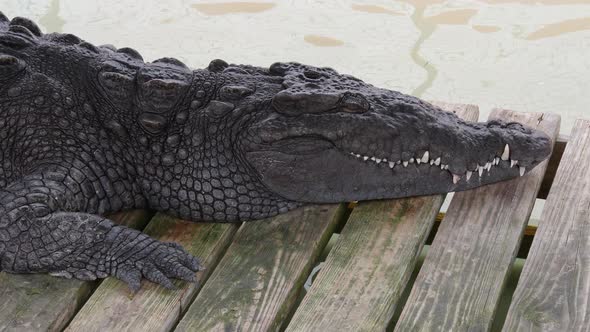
[175,204,347,332]
[0,210,153,332]
[65,213,238,332]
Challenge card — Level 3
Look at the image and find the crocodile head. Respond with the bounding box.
[236,62,552,203]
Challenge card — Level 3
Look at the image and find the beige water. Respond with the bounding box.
[2,0,589,134]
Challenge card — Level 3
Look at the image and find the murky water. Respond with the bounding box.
[2,0,589,133]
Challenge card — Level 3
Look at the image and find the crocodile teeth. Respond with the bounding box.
[403,161,409,167]
[435,157,441,166]
[485,162,492,172]
[519,166,526,176]
[478,166,484,177]
[466,171,473,181]
[388,161,395,169]
[511,160,518,168]
[363,156,369,161]
[494,157,500,165]
[501,144,510,160]
[375,158,382,164]
[452,174,461,184]
[421,151,429,163]
[409,158,415,164]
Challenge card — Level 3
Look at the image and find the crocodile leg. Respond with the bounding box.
[0,168,202,291]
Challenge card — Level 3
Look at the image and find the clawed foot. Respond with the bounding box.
[114,241,204,292]
[47,224,204,292]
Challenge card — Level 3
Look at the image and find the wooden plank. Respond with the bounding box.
[175,204,347,332]
[503,119,590,331]
[428,216,539,259]
[394,110,560,332]
[285,104,479,332]
[65,214,238,332]
[0,210,152,332]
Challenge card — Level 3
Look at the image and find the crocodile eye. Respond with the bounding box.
[0,54,25,79]
[340,93,370,113]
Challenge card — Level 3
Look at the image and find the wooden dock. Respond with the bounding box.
[1,103,588,332]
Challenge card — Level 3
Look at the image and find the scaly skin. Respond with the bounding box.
[0,14,552,290]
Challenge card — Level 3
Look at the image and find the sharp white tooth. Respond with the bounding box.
[403,161,409,167]
[478,166,484,177]
[441,164,445,170]
[416,158,421,165]
[430,159,434,165]
[375,158,382,164]
[435,157,441,166]
[363,156,369,161]
[453,174,461,184]
[501,144,510,161]
[389,161,395,168]
[494,157,500,165]
[444,165,449,170]
[421,151,429,163]
[511,160,518,168]
[519,166,526,176]
[485,162,492,171]
[466,171,473,181]
[383,158,387,162]
[356,154,361,158]
[409,158,415,163]
[350,152,355,155]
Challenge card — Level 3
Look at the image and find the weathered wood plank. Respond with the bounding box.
[503,119,590,332]
[285,104,478,332]
[394,110,560,332]
[175,204,347,332]
[65,214,238,332]
[0,210,152,332]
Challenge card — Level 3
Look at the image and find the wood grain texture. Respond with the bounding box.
[394,110,560,332]
[285,104,478,332]
[175,204,347,332]
[0,210,152,332]
[503,119,590,332]
[64,214,238,332]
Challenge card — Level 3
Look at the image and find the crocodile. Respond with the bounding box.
[0,14,552,291]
